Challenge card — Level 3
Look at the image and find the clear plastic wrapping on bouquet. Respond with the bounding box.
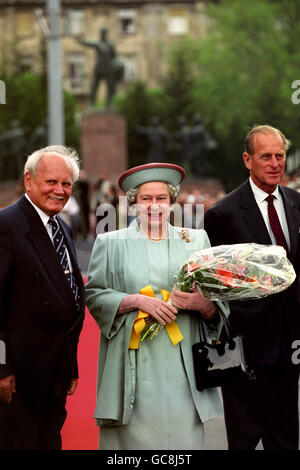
[174,243,296,301]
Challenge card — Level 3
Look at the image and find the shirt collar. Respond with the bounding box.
[25,193,55,226]
[249,177,280,204]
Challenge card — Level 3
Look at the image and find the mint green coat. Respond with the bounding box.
[86,221,229,437]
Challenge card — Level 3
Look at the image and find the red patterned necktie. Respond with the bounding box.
[266,195,288,252]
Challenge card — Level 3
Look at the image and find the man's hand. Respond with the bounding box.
[0,374,16,404]
[67,378,78,395]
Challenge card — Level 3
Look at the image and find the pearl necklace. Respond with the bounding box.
[140,227,168,241]
[149,233,167,241]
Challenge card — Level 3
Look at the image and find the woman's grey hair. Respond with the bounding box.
[24,145,80,183]
[127,183,180,206]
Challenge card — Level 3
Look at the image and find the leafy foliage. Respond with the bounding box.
[117,0,300,189]
[186,0,300,189]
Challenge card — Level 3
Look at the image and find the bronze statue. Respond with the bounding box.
[135,116,171,163]
[76,27,124,109]
[174,115,193,168]
[0,120,26,180]
[27,120,48,155]
[190,115,216,176]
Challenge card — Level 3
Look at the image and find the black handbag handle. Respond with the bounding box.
[199,309,233,346]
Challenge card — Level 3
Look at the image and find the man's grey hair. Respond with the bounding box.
[24,145,80,183]
[127,183,179,206]
[244,124,291,155]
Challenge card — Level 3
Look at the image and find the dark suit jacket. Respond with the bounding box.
[204,180,300,366]
[0,195,85,397]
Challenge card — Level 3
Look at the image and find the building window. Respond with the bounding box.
[168,9,188,35]
[68,10,84,36]
[118,9,136,35]
[118,55,137,81]
[67,52,86,91]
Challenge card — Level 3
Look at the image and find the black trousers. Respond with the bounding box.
[221,357,299,450]
[0,392,67,450]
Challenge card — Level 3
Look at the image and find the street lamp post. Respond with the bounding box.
[35,0,65,145]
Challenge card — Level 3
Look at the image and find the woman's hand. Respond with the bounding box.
[136,295,178,325]
[171,287,217,320]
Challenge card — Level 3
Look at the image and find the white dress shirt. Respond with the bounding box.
[249,177,290,250]
[25,193,73,272]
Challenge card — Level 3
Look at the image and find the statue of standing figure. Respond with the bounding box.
[174,115,193,168]
[135,116,171,163]
[173,115,217,175]
[76,27,124,109]
[27,120,48,155]
[189,115,217,176]
[0,120,26,180]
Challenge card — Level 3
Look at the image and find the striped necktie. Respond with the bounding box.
[266,195,288,252]
[48,216,80,310]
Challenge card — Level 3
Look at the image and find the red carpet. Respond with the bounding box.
[61,308,99,450]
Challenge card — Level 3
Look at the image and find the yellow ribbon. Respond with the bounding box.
[129,285,183,349]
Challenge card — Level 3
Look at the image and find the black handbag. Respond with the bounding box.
[192,313,256,391]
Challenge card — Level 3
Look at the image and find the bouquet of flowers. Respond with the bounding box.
[140,243,296,342]
[175,243,295,300]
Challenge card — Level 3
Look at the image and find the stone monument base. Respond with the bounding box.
[80,111,127,184]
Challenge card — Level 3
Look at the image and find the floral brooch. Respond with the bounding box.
[180,229,190,243]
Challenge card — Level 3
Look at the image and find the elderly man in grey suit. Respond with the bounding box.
[204,125,300,450]
[0,146,85,450]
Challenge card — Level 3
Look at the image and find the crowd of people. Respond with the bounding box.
[62,169,300,241]
[0,124,299,451]
[59,171,228,240]
[8,160,299,244]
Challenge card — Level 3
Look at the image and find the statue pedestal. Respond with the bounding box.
[80,111,127,183]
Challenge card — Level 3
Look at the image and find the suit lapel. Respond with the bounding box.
[279,186,300,263]
[239,181,273,245]
[18,196,77,311]
[168,224,188,288]
[239,181,299,263]
[127,219,151,287]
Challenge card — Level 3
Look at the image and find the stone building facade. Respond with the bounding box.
[0,0,210,105]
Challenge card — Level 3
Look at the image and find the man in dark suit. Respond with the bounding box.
[204,125,300,450]
[0,145,85,450]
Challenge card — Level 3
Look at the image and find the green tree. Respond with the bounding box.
[116,80,166,167]
[166,0,300,189]
[0,71,79,181]
[116,43,200,168]
[160,37,199,131]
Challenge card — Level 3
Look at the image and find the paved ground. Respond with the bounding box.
[76,240,300,451]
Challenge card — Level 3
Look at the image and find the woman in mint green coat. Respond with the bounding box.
[86,163,229,450]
